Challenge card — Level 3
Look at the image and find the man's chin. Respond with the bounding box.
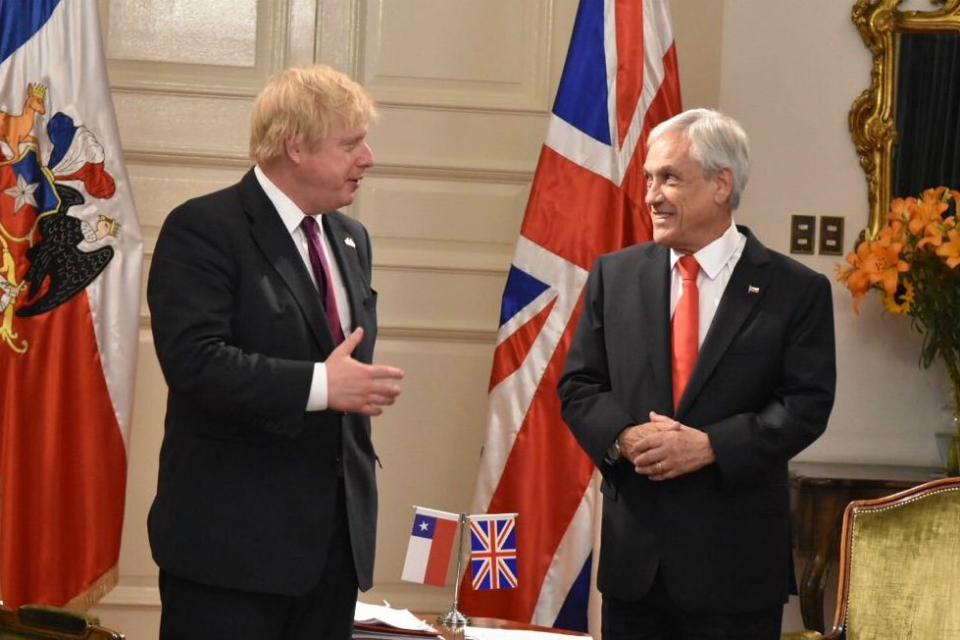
[651,228,673,246]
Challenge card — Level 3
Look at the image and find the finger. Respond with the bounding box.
[367,393,398,407]
[368,381,402,397]
[369,365,405,380]
[649,411,672,422]
[332,327,364,356]
[358,404,383,417]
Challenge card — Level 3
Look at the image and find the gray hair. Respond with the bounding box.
[647,108,751,210]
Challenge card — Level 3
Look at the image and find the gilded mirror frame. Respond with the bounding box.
[850,0,960,239]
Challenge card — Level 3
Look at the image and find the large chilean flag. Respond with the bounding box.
[459,0,681,632]
[0,1,142,608]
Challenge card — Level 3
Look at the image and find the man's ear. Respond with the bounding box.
[713,167,734,205]
[284,136,300,164]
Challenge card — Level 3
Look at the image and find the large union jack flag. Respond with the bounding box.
[458,0,681,632]
[469,514,518,591]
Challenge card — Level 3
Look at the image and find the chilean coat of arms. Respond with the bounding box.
[0,82,121,354]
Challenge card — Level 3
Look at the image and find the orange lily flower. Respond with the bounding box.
[936,228,960,269]
[839,226,909,313]
[909,193,948,239]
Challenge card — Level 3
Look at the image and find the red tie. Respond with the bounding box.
[301,216,345,344]
[672,255,700,410]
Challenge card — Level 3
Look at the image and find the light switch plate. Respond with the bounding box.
[819,216,844,255]
[790,215,816,255]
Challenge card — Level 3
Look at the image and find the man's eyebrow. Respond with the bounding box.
[644,163,681,175]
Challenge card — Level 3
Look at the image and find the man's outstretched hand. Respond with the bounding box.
[326,328,404,416]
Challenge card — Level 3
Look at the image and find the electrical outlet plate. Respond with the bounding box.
[790,215,816,255]
[819,216,844,255]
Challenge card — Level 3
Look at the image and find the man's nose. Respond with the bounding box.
[645,181,662,205]
[358,142,375,168]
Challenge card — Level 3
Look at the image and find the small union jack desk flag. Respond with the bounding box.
[469,513,518,590]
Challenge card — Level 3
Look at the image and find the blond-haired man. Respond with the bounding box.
[148,64,403,640]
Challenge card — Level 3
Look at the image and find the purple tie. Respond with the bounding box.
[301,216,344,344]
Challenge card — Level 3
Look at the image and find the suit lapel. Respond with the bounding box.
[640,243,673,413]
[240,171,336,354]
[677,229,771,414]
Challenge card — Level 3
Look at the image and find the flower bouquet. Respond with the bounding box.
[837,186,960,475]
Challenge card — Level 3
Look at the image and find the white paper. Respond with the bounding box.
[354,601,438,632]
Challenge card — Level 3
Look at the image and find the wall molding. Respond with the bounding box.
[123,147,534,185]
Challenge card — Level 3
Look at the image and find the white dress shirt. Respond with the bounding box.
[254,165,352,411]
[669,222,747,347]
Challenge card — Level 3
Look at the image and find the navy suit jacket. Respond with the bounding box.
[558,227,836,613]
[147,169,379,595]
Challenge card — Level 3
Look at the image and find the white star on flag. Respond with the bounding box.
[3,174,39,214]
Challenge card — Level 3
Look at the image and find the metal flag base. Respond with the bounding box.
[437,513,471,629]
[436,607,471,628]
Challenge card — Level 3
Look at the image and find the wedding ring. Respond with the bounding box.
[657,461,663,474]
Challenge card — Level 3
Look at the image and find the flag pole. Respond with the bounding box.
[437,513,470,628]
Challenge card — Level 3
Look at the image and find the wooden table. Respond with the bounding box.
[790,461,943,633]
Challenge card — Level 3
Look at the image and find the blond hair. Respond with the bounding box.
[249,64,377,165]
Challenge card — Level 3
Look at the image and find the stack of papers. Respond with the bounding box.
[354,602,443,640]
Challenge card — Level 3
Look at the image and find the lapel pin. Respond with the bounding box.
[344,236,356,248]
[748,285,760,294]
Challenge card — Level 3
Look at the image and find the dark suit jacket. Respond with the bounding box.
[147,169,379,596]
[558,227,836,614]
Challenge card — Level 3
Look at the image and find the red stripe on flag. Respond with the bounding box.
[520,147,650,272]
[489,298,557,391]
[615,0,644,146]
[460,302,592,619]
[0,292,127,607]
[640,44,683,149]
[423,517,458,586]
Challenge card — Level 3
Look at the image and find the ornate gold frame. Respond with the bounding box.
[849,0,960,239]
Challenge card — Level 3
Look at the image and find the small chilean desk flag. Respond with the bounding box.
[401,507,460,586]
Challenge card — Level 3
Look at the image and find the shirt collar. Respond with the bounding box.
[670,221,743,280]
[254,165,317,236]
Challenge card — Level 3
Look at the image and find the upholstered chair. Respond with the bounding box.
[782,476,960,640]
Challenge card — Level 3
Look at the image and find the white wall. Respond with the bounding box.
[720,0,953,466]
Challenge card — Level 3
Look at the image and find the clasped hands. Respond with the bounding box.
[618,411,716,481]
[326,328,404,416]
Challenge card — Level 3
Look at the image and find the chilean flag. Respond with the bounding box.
[401,507,460,587]
[0,1,142,608]
[458,0,681,632]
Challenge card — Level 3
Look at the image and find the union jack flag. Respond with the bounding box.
[469,514,518,591]
[458,0,681,633]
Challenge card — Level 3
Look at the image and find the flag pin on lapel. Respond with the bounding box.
[748,285,760,294]
[345,236,356,248]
